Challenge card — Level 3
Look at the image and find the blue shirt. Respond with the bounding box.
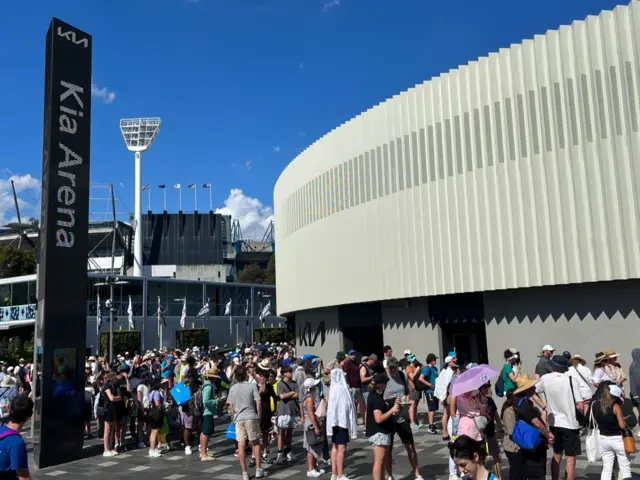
[420,365,438,393]
[0,425,28,477]
[160,360,172,378]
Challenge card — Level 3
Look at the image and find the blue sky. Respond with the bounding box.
[0,0,627,238]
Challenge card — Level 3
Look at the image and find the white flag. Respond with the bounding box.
[259,300,271,321]
[96,294,102,333]
[224,299,232,316]
[196,301,210,319]
[180,298,187,328]
[244,299,249,316]
[127,295,134,329]
[174,184,181,189]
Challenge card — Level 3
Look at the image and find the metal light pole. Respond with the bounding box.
[119,117,161,277]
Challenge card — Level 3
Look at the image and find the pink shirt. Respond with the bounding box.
[456,394,487,441]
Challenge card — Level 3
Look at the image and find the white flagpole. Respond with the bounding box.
[194,185,198,211]
[163,188,167,211]
[209,186,212,212]
[148,188,151,211]
[179,188,182,211]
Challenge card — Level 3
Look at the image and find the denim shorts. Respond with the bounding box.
[369,432,392,447]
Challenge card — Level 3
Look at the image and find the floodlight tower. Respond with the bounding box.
[119,117,161,277]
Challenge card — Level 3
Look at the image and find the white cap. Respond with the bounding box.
[444,356,455,364]
[303,378,321,389]
[232,357,241,365]
[404,349,412,355]
[609,385,623,399]
[542,345,555,352]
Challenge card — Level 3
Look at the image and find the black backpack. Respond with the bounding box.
[414,367,429,392]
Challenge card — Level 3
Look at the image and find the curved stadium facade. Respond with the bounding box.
[275,2,640,370]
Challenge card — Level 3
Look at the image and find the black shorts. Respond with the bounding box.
[391,420,414,445]
[409,389,421,402]
[331,426,349,445]
[423,392,439,412]
[201,415,215,436]
[550,427,581,457]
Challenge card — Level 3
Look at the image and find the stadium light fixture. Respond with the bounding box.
[119,117,161,277]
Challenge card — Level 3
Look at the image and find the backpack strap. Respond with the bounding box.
[0,429,19,442]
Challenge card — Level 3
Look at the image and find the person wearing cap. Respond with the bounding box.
[591,384,633,480]
[302,377,326,477]
[502,374,553,479]
[535,345,555,379]
[365,373,401,480]
[359,354,377,425]
[399,350,412,370]
[417,354,439,434]
[275,365,299,465]
[199,368,220,462]
[381,357,424,480]
[342,351,365,427]
[567,354,594,406]
[434,354,458,441]
[535,355,585,480]
[404,355,423,431]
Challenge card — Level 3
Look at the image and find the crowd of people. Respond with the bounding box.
[0,343,639,480]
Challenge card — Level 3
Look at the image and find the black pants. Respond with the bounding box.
[506,449,546,480]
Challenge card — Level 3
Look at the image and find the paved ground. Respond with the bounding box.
[28,420,640,480]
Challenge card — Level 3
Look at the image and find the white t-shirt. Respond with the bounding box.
[568,365,594,399]
[536,372,584,430]
[137,383,150,409]
[592,367,614,386]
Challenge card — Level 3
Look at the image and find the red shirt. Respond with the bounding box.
[342,360,361,389]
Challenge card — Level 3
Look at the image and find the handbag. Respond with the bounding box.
[315,398,327,418]
[226,423,237,441]
[306,422,324,446]
[569,377,588,428]
[585,403,601,462]
[623,428,636,454]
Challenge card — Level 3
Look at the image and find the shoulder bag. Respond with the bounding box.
[569,377,588,428]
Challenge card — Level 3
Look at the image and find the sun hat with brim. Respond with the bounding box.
[303,378,321,389]
[513,374,539,395]
[604,349,619,359]
[570,354,586,365]
[0,377,16,388]
[204,368,220,379]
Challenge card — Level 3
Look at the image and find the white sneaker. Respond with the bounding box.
[415,476,425,480]
[286,452,297,462]
[149,449,162,458]
[307,470,324,478]
[275,453,285,464]
[242,473,250,480]
[256,468,268,478]
[102,450,116,457]
[185,446,192,455]
[330,475,338,480]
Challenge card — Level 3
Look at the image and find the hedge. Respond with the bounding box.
[100,331,141,357]
[176,329,209,350]
[253,327,294,345]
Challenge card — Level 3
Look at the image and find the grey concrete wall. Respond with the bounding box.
[381,298,442,362]
[296,307,342,361]
[484,280,640,378]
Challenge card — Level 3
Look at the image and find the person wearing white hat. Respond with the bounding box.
[567,354,594,404]
[592,384,632,480]
[535,345,555,379]
[302,377,325,477]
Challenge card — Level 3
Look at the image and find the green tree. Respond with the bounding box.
[263,254,275,285]
[238,263,266,284]
[0,246,36,279]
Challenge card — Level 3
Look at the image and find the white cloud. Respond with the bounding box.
[0,174,40,225]
[244,160,253,170]
[323,0,340,12]
[216,189,273,240]
[91,82,116,104]
[273,146,281,153]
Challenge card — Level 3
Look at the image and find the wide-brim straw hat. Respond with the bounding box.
[204,368,220,379]
[604,349,619,359]
[513,374,539,395]
[571,354,586,365]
